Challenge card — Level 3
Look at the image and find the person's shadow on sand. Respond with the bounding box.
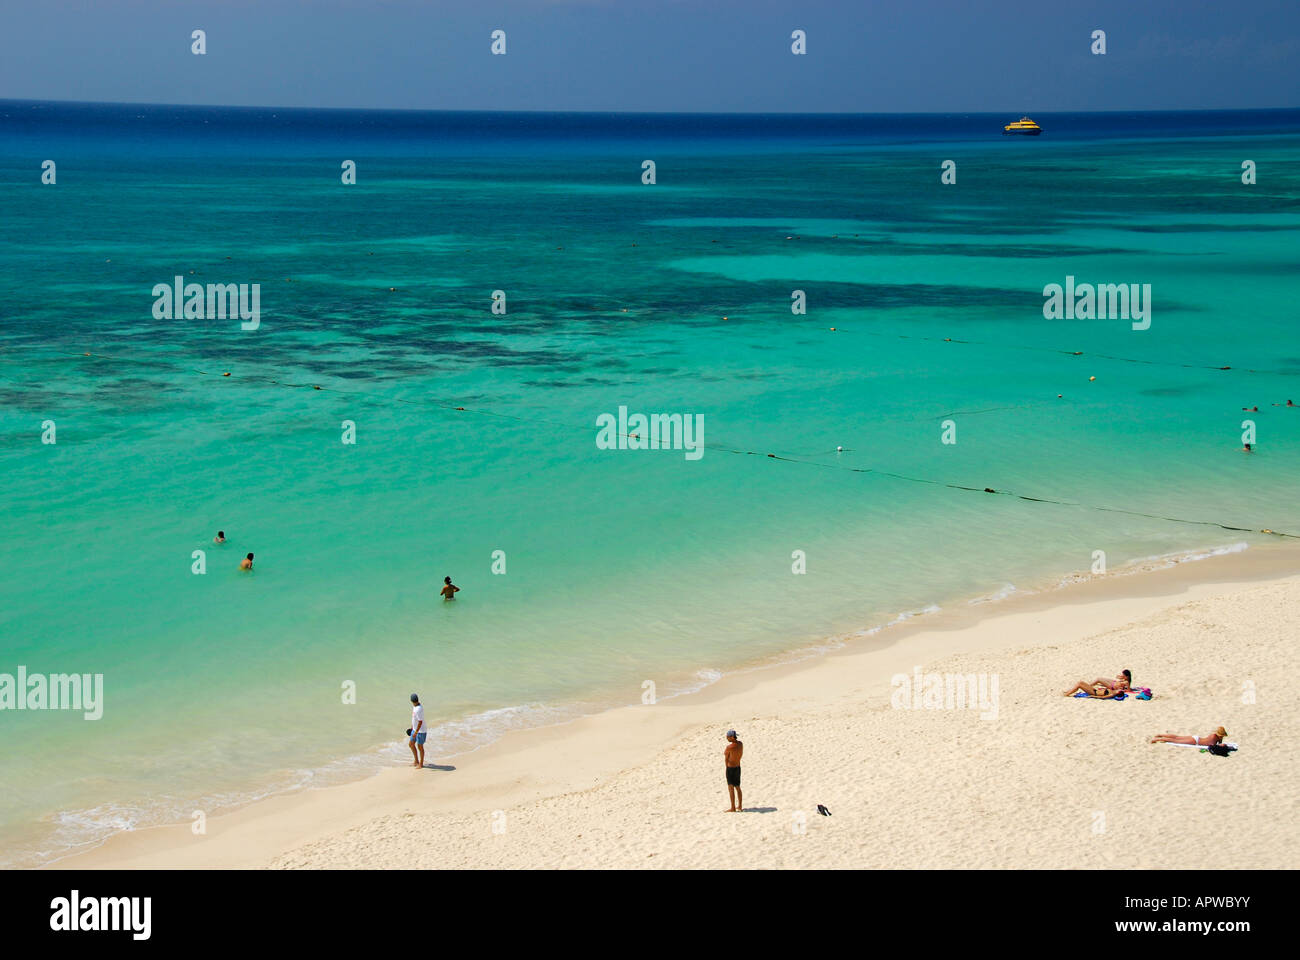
[740,807,778,813]
[421,763,456,771]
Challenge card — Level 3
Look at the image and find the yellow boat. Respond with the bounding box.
[1003,116,1042,136]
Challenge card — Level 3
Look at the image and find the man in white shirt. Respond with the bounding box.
[409,693,426,768]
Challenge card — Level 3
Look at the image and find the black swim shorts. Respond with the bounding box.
[726,766,741,787]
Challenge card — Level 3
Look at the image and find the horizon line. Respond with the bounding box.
[5,97,1300,118]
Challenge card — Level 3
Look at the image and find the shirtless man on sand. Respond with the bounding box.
[724,729,743,812]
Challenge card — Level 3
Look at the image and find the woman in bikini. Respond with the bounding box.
[1062,669,1133,698]
[1150,726,1227,746]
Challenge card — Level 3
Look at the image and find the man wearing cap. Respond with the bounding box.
[724,729,743,812]
[409,693,427,768]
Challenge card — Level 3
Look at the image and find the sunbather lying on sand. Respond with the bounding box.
[1062,669,1132,698]
[1150,726,1227,746]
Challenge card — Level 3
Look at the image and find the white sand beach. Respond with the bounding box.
[57,546,1300,870]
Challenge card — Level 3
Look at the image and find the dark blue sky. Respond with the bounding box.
[2,0,1296,113]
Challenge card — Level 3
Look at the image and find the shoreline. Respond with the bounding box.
[17,537,1262,867]
[51,538,1300,869]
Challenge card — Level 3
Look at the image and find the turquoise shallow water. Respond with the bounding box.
[1,106,1298,866]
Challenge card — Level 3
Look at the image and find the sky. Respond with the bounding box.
[0,0,1296,113]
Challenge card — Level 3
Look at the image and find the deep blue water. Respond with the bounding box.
[5,101,1300,157]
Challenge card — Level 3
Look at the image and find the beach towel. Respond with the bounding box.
[1072,691,1130,700]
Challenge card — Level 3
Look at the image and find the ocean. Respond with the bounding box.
[1,102,1298,866]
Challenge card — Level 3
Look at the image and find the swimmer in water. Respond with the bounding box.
[1242,443,1253,453]
[214,530,226,543]
[240,552,254,571]
[440,576,459,600]
[1242,406,1258,412]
